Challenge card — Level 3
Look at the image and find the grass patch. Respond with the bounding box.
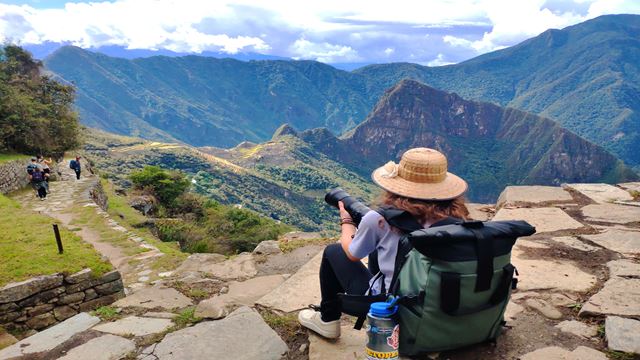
[597,324,606,338]
[188,289,209,300]
[566,303,582,313]
[260,310,301,339]
[630,190,640,201]
[606,350,636,360]
[173,307,201,328]
[0,194,112,287]
[93,306,121,321]
[0,153,30,164]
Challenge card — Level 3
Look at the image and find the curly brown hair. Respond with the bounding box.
[379,191,469,224]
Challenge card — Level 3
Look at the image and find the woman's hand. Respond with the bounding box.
[338,201,352,222]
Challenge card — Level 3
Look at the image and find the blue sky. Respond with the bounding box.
[1,0,639,65]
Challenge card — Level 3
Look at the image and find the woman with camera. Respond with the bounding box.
[298,147,469,339]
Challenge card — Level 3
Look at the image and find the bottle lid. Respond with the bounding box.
[369,301,398,317]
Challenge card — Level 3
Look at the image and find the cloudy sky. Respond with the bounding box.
[1,0,639,65]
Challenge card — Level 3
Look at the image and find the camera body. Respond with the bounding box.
[324,188,371,226]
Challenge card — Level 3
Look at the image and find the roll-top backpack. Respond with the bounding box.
[339,208,536,357]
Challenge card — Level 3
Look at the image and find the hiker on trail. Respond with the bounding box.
[298,148,470,339]
[70,156,81,180]
[30,166,49,200]
[37,155,53,182]
[26,157,41,175]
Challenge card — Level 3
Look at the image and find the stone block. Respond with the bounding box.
[566,183,633,204]
[114,287,192,310]
[58,334,136,360]
[496,186,573,209]
[0,311,20,323]
[607,259,640,278]
[581,204,640,224]
[93,316,173,337]
[253,240,282,255]
[84,288,97,301]
[65,268,93,284]
[0,274,64,303]
[95,279,124,296]
[79,291,125,312]
[17,286,65,308]
[555,320,598,339]
[0,313,101,358]
[97,270,122,285]
[151,307,287,360]
[53,305,77,321]
[309,325,367,360]
[606,316,640,354]
[580,278,640,317]
[0,302,18,314]
[27,303,54,317]
[26,312,56,330]
[60,292,85,305]
[492,207,583,233]
[257,251,322,313]
[582,229,640,256]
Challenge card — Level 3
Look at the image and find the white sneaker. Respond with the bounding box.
[298,309,340,339]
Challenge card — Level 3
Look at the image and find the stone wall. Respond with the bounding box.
[0,269,124,332]
[0,159,30,195]
[90,179,108,211]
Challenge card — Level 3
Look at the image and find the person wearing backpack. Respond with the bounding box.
[298,148,535,356]
[30,167,49,200]
[69,156,81,180]
[27,157,43,196]
[299,148,469,335]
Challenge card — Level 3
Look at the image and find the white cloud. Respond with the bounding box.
[440,0,640,54]
[425,53,454,67]
[0,0,639,62]
[290,38,359,63]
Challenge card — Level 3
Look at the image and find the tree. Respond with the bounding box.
[130,165,190,208]
[0,44,79,156]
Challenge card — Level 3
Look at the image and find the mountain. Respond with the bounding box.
[44,46,373,147]
[300,80,638,202]
[355,14,640,169]
[25,42,290,61]
[44,15,640,168]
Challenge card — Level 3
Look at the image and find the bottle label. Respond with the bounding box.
[365,347,399,359]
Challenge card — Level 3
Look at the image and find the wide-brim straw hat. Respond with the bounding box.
[371,148,468,201]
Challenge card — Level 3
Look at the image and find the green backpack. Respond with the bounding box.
[341,209,536,357]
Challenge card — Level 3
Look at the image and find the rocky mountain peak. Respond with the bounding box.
[271,123,299,140]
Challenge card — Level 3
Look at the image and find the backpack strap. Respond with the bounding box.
[463,221,494,292]
[440,263,515,316]
[375,207,423,294]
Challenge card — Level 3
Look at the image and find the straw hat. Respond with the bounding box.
[371,148,467,200]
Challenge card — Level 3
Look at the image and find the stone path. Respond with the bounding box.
[13,165,166,290]
[4,180,640,359]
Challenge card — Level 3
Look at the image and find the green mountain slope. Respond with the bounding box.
[301,80,638,202]
[46,48,372,147]
[46,15,640,168]
[83,129,377,231]
[355,14,640,168]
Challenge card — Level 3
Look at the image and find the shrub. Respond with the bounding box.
[130,166,190,208]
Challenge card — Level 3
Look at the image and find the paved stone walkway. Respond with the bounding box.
[3,181,639,359]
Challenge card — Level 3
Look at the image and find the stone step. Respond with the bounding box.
[113,286,193,310]
[566,183,634,204]
[93,315,174,337]
[57,334,136,360]
[256,250,322,313]
[496,186,573,210]
[0,313,100,358]
[143,307,288,360]
[492,207,584,233]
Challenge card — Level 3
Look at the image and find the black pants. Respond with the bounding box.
[74,169,81,179]
[319,243,373,321]
[36,184,47,198]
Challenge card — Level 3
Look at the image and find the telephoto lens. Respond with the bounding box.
[324,188,371,226]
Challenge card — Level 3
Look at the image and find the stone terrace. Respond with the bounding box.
[0,182,639,359]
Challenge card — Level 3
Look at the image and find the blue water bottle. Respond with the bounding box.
[365,299,399,360]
